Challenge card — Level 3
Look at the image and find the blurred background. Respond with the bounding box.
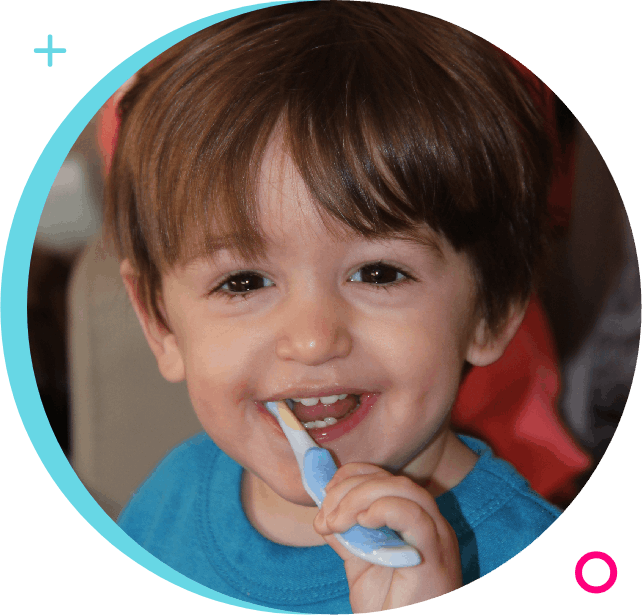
[27,96,640,522]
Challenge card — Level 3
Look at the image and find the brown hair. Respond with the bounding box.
[106,1,553,332]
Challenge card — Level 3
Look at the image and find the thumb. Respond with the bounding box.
[321,532,376,580]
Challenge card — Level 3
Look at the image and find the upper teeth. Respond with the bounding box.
[291,393,348,406]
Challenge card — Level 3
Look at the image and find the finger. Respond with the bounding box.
[357,496,460,569]
[321,531,395,595]
[321,532,368,569]
[322,532,407,613]
[325,462,388,491]
[315,473,382,535]
[323,474,442,535]
[355,496,441,551]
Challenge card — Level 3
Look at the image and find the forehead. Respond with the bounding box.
[257,134,317,240]
[168,136,444,274]
[255,135,447,261]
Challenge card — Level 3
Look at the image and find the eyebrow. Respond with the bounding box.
[386,230,445,261]
[182,231,267,264]
[181,226,445,267]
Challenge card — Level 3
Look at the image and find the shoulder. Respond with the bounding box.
[439,436,561,579]
[117,433,220,543]
[459,434,560,522]
[123,431,218,499]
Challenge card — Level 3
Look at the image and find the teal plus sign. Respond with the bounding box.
[34,35,66,67]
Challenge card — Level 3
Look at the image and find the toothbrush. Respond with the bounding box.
[265,400,421,568]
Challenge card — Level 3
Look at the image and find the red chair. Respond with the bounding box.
[449,54,590,504]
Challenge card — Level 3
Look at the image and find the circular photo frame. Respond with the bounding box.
[3,1,638,613]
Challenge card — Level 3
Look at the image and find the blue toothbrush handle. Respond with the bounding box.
[303,448,421,568]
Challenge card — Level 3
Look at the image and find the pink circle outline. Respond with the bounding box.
[575,551,617,593]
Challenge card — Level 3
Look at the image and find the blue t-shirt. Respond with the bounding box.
[118,433,560,612]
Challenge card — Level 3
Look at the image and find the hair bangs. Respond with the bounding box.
[106,2,553,332]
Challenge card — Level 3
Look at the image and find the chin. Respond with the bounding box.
[284,488,317,508]
[272,478,317,507]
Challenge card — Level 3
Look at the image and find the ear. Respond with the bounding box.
[120,260,186,383]
[465,298,529,367]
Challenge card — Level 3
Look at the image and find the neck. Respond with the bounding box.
[401,427,479,498]
[241,426,477,546]
[241,469,324,546]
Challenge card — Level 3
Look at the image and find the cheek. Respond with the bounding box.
[180,318,268,384]
[177,319,279,429]
[366,306,469,382]
[178,356,249,437]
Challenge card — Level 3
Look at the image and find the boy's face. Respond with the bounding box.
[138,139,502,506]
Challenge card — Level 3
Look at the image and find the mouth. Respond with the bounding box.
[260,392,377,444]
[291,393,357,427]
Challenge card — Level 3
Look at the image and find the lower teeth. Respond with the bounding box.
[303,417,338,429]
[300,395,362,430]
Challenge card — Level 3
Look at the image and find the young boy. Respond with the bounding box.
[109,2,560,612]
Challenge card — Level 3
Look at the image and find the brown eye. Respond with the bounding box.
[349,263,407,285]
[218,272,274,294]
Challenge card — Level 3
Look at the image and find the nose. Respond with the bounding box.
[275,294,352,366]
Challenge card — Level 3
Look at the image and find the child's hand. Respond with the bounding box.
[313,463,462,612]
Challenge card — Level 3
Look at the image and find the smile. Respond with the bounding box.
[290,393,358,429]
[261,392,377,444]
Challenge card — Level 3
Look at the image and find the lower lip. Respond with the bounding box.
[258,394,378,444]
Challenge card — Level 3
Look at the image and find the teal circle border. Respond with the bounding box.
[2,3,296,611]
